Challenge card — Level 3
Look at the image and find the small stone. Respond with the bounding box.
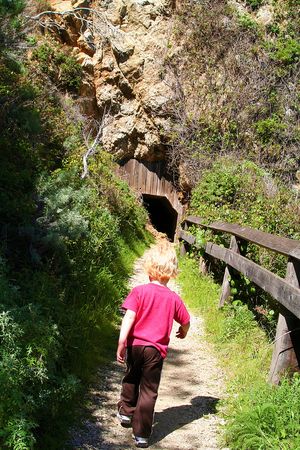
[119,56,144,82]
[256,5,274,26]
[77,34,95,55]
[228,0,247,15]
[136,0,151,5]
[111,39,135,62]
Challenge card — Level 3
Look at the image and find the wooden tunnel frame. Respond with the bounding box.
[179,216,300,384]
[118,159,185,239]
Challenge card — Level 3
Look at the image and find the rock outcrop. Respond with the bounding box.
[48,0,176,162]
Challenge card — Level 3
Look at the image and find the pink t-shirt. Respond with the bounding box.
[122,283,190,358]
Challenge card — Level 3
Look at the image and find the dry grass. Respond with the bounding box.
[165,0,299,188]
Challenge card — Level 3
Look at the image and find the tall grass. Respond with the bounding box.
[225,375,300,450]
[177,256,300,449]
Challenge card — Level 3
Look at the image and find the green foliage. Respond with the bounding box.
[0,150,148,449]
[245,0,264,10]
[32,43,82,92]
[268,37,300,65]
[189,157,299,336]
[190,158,299,241]
[194,166,240,207]
[0,0,24,15]
[255,114,286,144]
[58,55,82,91]
[1,418,36,450]
[238,13,259,32]
[0,274,72,449]
[169,0,299,183]
[177,256,300,449]
[0,0,24,49]
[0,28,149,449]
[220,300,256,341]
[225,374,300,449]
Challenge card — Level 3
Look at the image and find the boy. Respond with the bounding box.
[116,241,190,448]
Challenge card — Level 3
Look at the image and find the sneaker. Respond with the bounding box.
[133,435,149,448]
[116,412,132,428]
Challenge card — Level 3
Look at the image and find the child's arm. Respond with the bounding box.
[176,321,190,339]
[117,309,136,363]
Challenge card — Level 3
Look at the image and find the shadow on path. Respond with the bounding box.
[151,395,219,446]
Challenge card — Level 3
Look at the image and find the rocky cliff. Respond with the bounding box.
[48,0,176,163]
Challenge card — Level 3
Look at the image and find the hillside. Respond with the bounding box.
[0,0,299,448]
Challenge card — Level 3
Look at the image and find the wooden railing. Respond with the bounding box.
[179,216,300,384]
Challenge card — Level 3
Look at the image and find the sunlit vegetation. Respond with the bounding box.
[179,256,300,450]
[0,3,150,448]
[167,0,299,186]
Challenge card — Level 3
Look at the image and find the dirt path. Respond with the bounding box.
[70,253,226,449]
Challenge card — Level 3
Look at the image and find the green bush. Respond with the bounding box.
[0,0,24,15]
[177,256,300,450]
[190,158,299,242]
[225,374,300,449]
[189,157,299,334]
[238,13,259,32]
[54,53,82,91]
[0,33,149,448]
[193,165,240,207]
[245,0,264,10]
[0,152,148,448]
[0,270,76,449]
[255,114,286,144]
[32,43,82,93]
[220,300,256,341]
[269,38,300,65]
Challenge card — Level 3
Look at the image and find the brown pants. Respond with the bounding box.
[118,345,163,438]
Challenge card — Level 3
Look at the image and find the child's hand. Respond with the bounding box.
[176,323,190,339]
[176,326,186,339]
[117,341,126,363]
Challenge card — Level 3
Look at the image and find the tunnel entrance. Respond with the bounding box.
[142,194,178,242]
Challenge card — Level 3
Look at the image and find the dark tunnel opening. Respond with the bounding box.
[142,194,178,242]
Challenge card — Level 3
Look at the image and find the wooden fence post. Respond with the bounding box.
[219,236,241,308]
[268,258,300,384]
[180,221,188,256]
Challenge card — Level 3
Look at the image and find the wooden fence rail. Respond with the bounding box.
[179,216,300,384]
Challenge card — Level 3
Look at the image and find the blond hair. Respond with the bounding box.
[144,240,178,282]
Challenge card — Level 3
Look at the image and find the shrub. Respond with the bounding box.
[190,158,299,241]
[0,272,73,449]
[168,0,299,185]
[269,38,300,65]
[220,300,256,341]
[0,151,148,448]
[0,29,148,448]
[0,0,24,15]
[193,166,240,207]
[55,53,82,91]
[225,374,300,449]
[245,0,264,10]
[255,114,286,144]
[189,157,299,334]
[238,13,259,32]
[32,43,82,93]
